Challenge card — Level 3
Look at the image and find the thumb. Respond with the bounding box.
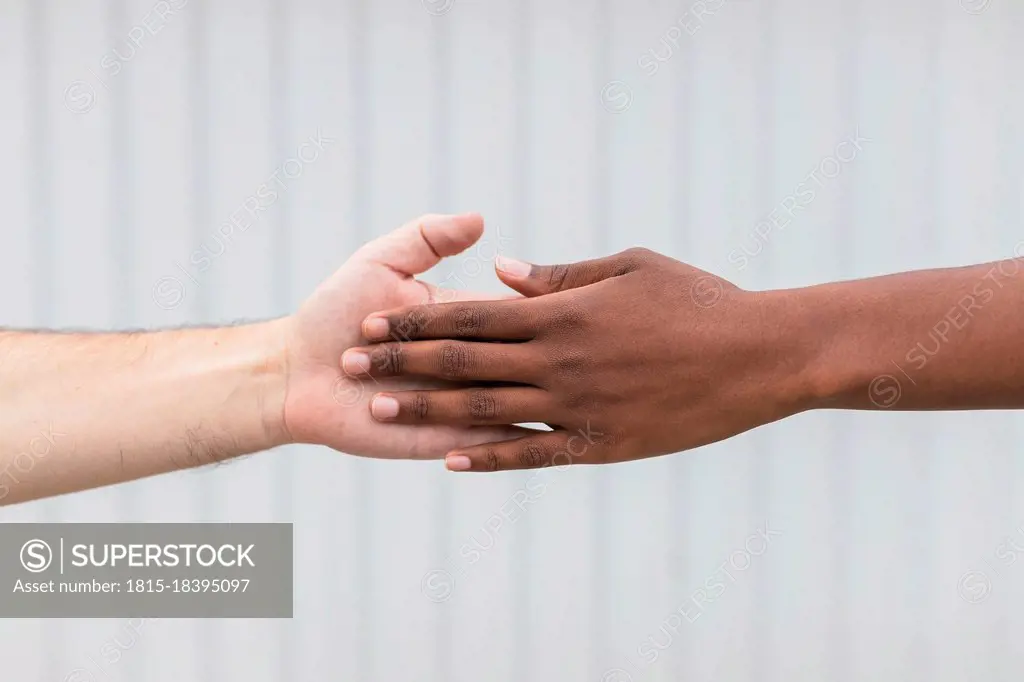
[494,250,637,297]
[356,213,484,276]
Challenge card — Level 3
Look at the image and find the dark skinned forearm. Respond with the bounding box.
[790,258,1024,411]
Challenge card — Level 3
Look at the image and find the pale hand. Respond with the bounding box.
[279,213,527,458]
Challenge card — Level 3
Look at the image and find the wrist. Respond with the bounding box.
[760,283,883,412]
[741,284,811,413]
[245,318,294,450]
[751,286,846,415]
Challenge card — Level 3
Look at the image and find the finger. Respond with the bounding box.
[361,299,538,342]
[370,387,556,426]
[359,423,544,460]
[444,430,582,472]
[342,340,539,383]
[493,247,648,297]
[423,283,523,303]
[356,213,484,276]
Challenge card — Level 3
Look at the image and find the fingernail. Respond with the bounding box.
[363,316,389,339]
[341,350,371,374]
[495,255,532,278]
[446,454,473,471]
[371,395,400,420]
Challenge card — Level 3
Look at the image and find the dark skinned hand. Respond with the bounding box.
[340,247,816,471]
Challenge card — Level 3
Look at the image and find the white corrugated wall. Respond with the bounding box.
[0,0,1020,680]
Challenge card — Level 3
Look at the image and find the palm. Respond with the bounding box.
[281,216,521,459]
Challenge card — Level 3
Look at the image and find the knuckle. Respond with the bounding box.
[391,309,428,341]
[563,389,590,410]
[438,342,472,378]
[546,263,571,290]
[617,247,654,273]
[413,214,444,236]
[371,344,404,374]
[551,350,588,379]
[452,306,485,335]
[518,443,546,468]
[588,429,618,454]
[410,393,430,420]
[484,448,501,472]
[621,246,653,260]
[545,300,587,331]
[467,390,497,420]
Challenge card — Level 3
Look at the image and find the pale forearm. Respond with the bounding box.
[0,320,291,505]
[788,258,1024,410]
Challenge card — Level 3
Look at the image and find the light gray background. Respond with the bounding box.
[0,0,1020,680]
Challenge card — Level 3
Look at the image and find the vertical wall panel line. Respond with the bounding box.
[110,0,138,525]
[670,9,696,678]
[431,8,454,682]
[589,0,611,680]
[111,0,134,334]
[995,7,1023,674]
[189,0,215,678]
[29,1,58,679]
[268,3,294,682]
[269,0,290,320]
[29,2,53,333]
[828,1,860,680]
[912,5,941,680]
[749,1,777,680]
[348,0,373,679]
[511,3,532,681]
